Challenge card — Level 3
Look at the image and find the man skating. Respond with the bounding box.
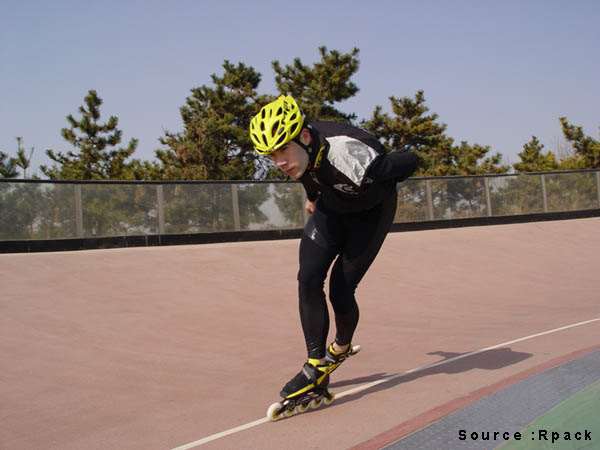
[249,95,417,418]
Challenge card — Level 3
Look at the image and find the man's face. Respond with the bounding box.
[270,140,309,180]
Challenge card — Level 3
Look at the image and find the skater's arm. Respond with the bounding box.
[304,187,319,202]
[366,150,418,184]
[300,173,320,202]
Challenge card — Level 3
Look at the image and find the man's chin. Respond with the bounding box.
[292,169,308,180]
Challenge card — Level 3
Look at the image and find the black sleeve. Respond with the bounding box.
[299,173,320,202]
[304,185,319,202]
[366,150,418,183]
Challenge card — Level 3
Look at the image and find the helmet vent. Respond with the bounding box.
[271,120,280,137]
[275,134,286,147]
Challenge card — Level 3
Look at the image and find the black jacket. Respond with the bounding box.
[299,121,418,214]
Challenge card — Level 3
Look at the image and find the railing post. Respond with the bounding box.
[425,180,434,221]
[74,184,84,237]
[156,185,165,235]
[541,174,548,212]
[231,184,241,231]
[484,177,492,217]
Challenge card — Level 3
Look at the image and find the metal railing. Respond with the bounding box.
[1,169,599,241]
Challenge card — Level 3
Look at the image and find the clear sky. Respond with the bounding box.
[1,0,599,176]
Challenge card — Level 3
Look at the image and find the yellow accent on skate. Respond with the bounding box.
[285,362,330,399]
[285,382,316,399]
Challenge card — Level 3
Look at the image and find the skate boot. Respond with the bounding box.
[324,341,361,374]
[266,359,335,421]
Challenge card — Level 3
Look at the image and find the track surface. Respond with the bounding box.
[1,218,599,449]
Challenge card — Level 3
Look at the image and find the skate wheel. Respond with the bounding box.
[266,402,283,421]
[297,402,309,413]
[309,398,322,409]
[323,394,335,406]
[283,408,296,418]
[351,344,361,355]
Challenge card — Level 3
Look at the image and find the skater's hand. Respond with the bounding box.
[305,199,316,215]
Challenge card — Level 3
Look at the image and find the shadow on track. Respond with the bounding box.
[329,347,532,407]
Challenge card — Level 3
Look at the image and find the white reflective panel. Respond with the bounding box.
[325,136,378,186]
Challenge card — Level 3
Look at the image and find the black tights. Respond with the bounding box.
[297,193,398,359]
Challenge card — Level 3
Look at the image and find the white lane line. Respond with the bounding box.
[336,317,600,399]
[171,317,600,449]
[171,418,269,450]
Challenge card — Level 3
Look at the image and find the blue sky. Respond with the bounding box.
[1,0,599,176]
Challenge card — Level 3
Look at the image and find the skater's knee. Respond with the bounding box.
[298,272,327,311]
[329,278,356,313]
[331,296,358,315]
[298,268,326,291]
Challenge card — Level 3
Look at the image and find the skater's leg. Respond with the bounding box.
[297,208,342,360]
[329,257,360,346]
[329,192,398,346]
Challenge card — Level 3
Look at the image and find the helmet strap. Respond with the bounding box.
[294,124,322,170]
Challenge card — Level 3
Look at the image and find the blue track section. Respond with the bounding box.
[384,351,600,450]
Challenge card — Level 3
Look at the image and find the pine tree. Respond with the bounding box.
[363,90,508,176]
[41,90,139,180]
[363,91,448,156]
[558,117,600,169]
[156,62,274,230]
[513,136,558,173]
[13,137,36,179]
[450,141,508,176]
[272,46,360,123]
[156,61,268,181]
[157,47,362,182]
[0,151,18,178]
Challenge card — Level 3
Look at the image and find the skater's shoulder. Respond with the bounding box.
[311,121,371,138]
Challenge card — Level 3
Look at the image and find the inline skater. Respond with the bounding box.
[249,95,418,418]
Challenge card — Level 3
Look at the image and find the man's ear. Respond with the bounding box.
[299,128,312,146]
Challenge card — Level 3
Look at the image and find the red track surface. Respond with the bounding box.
[1,218,599,450]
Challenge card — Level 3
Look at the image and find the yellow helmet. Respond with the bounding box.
[249,95,305,155]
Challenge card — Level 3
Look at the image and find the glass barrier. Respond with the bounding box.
[488,174,545,216]
[395,179,429,223]
[1,170,599,240]
[162,183,233,234]
[544,172,598,212]
[0,182,76,239]
[81,183,157,237]
[430,177,488,220]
